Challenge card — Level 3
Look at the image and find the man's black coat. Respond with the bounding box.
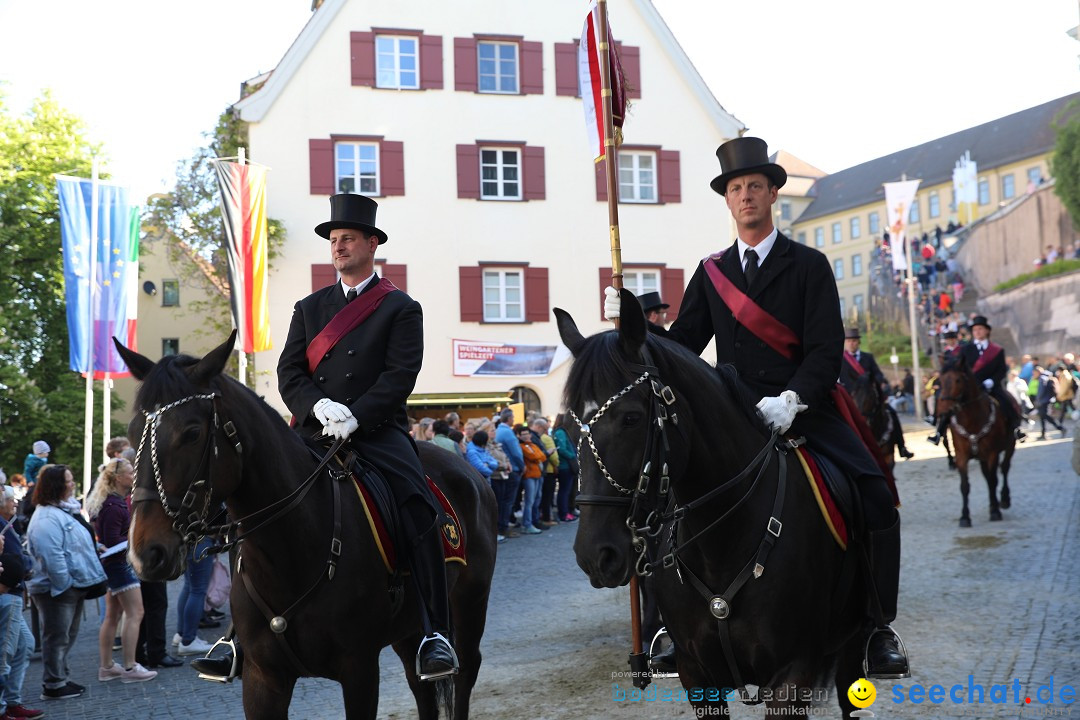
[839,350,887,397]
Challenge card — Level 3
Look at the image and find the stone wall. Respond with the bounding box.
[978,270,1080,356]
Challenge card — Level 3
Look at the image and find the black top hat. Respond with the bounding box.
[314,194,388,244]
[710,137,788,196]
[636,291,669,314]
[844,327,861,340]
[970,315,992,330]
[942,330,959,339]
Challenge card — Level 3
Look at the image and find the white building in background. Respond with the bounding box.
[236,0,744,419]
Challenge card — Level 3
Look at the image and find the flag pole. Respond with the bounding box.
[82,157,100,497]
[236,147,249,388]
[901,174,923,422]
[596,0,645,681]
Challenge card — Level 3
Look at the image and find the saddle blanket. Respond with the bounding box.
[793,447,849,550]
[353,476,467,574]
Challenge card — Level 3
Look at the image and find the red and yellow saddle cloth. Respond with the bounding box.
[353,477,467,574]
[793,448,848,550]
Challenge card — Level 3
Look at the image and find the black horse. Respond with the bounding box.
[937,354,1015,527]
[116,334,497,720]
[555,291,868,717]
[848,373,896,471]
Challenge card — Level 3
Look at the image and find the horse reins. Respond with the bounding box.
[939,373,999,456]
[569,355,796,704]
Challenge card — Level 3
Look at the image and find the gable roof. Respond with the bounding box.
[796,92,1080,223]
[233,0,744,136]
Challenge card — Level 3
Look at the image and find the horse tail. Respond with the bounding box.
[435,676,455,720]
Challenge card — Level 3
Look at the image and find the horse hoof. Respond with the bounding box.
[959,517,972,528]
[947,459,956,470]
[990,511,1003,521]
[1000,499,1011,510]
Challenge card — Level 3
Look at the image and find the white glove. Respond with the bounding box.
[982,379,994,390]
[755,390,808,435]
[323,416,359,441]
[603,286,620,321]
[314,398,353,424]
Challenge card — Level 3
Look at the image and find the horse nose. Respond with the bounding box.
[580,544,627,588]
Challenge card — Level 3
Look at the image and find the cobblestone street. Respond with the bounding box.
[26,422,1080,719]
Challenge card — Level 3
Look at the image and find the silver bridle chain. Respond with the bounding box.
[568,371,650,496]
[134,393,219,544]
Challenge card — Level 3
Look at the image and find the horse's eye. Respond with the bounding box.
[180,426,201,445]
[622,412,643,427]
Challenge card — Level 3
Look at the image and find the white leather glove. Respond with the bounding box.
[314,398,353,424]
[755,390,808,435]
[323,416,359,441]
[982,379,994,390]
[603,286,620,321]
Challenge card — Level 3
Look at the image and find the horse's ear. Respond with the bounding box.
[554,308,587,356]
[618,288,647,356]
[191,331,238,384]
[113,337,156,381]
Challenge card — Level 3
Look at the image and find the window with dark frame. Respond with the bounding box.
[162,279,179,307]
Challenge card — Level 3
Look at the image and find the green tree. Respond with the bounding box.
[0,91,125,474]
[1051,100,1080,228]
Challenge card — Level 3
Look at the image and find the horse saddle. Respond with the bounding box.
[791,446,862,550]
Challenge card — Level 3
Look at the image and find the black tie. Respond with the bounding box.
[744,249,759,287]
[346,288,357,303]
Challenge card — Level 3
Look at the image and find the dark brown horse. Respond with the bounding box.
[115,334,497,719]
[848,373,896,471]
[936,354,1015,527]
[555,290,868,718]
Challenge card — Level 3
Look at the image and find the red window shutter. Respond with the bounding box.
[595,158,609,202]
[598,267,612,321]
[662,267,685,324]
[351,32,375,87]
[456,144,480,199]
[311,263,338,293]
[420,34,443,89]
[381,141,405,196]
[659,149,681,204]
[554,42,579,96]
[454,37,478,92]
[523,146,546,201]
[380,263,408,293]
[309,139,335,195]
[619,44,641,99]
[459,266,483,322]
[525,267,549,323]
[520,40,544,95]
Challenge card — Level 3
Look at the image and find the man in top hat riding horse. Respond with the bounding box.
[929,314,1025,445]
[194,194,458,682]
[840,327,915,460]
[636,291,670,326]
[605,136,909,679]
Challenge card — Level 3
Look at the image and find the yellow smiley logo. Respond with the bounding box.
[847,678,877,709]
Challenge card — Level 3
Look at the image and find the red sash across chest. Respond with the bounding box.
[701,252,799,361]
[305,279,397,373]
[971,343,1002,375]
[842,351,866,376]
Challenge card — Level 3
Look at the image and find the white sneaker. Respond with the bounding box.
[172,633,181,646]
[177,637,214,655]
[98,662,125,682]
[120,662,158,683]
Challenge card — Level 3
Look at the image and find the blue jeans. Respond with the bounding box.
[556,466,575,518]
[520,475,541,529]
[492,472,519,534]
[176,539,214,643]
[0,593,32,709]
[32,587,87,690]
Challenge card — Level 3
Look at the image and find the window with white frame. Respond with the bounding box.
[623,269,660,297]
[834,258,844,279]
[375,35,419,89]
[852,253,863,276]
[978,179,990,205]
[868,211,880,234]
[1027,167,1042,185]
[480,148,521,200]
[838,298,846,319]
[780,199,792,221]
[908,199,920,223]
[814,227,824,248]
[853,294,864,318]
[1002,174,1015,200]
[618,151,657,203]
[832,222,842,244]
[797,231,806,245]
[477,41,518,93]
[483,269,524,322]
[336,142,379,195]
[929,191,940,218]
[850,217,861,239]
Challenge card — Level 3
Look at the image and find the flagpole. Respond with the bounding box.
[901,174,924,422]
[235,148,250,388]
[103,374,111,464]
[596,0,645,677]
[83,157,100,497]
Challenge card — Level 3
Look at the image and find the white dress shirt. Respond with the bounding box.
[736,227,779,271]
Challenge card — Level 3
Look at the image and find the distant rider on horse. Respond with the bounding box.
[838,327,915,460]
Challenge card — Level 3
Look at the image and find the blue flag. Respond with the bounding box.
[57,176,139,377]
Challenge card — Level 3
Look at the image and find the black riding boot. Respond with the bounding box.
[190,624,242,682]
[864,515,910,679]
[927,415,949,445]
[406,507,459,681]
[889,407,913,459]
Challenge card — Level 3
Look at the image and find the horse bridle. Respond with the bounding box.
[939,373,998,455]
[568,356,793,703]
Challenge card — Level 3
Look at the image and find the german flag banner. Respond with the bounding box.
[213,159,272,353]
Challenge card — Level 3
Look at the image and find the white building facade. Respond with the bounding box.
[237,0,744,418]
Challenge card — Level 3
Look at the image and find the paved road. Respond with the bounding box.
[24,420,1080,719]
